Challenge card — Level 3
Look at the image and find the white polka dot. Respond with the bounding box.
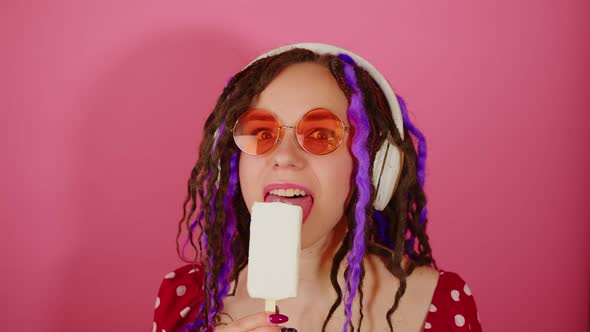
[464,284,472,296]
[189,268,199,274]
[155,297,160,309]
[152,322,156,332]
[424,322,432,329]
[176,285,187,297]
[162,330,167,332]
[451,289,461,301]
[440,271,445,275]
[429,304,437,312]
[164,272,175,279]
[180,306,191,318]
[455,314,465,327]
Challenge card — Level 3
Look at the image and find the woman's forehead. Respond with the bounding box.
[249,62,349,123]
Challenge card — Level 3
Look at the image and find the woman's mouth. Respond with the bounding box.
[263,186,314,223]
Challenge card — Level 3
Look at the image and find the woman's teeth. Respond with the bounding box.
[269,188,307,197]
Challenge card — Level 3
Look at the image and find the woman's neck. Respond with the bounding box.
[296,218,348,299]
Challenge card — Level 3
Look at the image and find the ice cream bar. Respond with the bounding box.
[247,202,302,311]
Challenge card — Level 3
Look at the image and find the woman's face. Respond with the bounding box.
[238,62,354,249]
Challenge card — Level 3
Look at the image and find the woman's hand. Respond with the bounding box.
[215,312,297,332]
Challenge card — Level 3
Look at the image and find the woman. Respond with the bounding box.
[152,43,482,332]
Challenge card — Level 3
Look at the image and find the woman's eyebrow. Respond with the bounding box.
[303,110,333,121]
[244,108,345,124]
[303,109,349,126]
[244,112,275,121]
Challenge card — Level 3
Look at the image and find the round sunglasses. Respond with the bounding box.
[232,108,350,155]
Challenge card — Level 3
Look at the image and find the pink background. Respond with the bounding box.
[2,0,588,331]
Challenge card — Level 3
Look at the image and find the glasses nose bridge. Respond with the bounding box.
[276,124,301,149]
[278,124,297,132]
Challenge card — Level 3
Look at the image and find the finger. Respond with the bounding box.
[217,312,288,332]
[248,327,285,332]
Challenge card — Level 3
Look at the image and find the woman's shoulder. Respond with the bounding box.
[152,263,205,332]
[403,264,441,304]
[424,269,482,331]
[429,270,478,308]
[369,255,440,293]
[367,255,482,331]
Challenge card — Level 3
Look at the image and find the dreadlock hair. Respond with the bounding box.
[175,48,437,332]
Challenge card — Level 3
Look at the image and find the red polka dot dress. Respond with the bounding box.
[152,264,204,332]
[152,265,482,331]
[423,271,482,331]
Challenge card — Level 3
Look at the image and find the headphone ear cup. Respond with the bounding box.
[372,139,403,211]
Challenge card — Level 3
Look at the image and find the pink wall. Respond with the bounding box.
[2,1,588,331]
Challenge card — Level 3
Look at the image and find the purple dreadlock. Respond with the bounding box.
[217,151,240,308]
[338,53,372,332]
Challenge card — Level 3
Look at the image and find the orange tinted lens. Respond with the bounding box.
[233,110,279,155]
[297,109,345,155]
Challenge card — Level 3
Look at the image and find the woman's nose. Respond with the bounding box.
[272,128,305,168]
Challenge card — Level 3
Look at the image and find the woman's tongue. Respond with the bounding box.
[264,194,313,223]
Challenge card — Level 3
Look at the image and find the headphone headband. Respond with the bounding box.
[245,43,404,140]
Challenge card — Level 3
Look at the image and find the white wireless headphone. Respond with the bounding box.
[219,43,404,211]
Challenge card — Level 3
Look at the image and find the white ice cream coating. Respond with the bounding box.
[247,202,302,301]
